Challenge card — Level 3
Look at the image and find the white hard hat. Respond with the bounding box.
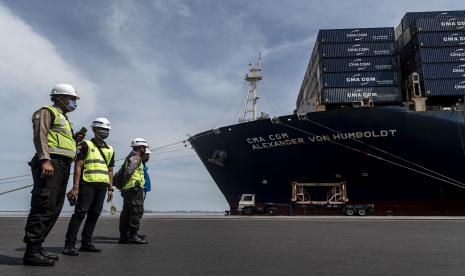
[131,138,148,147]
[91,117,111,129]
[50,83,80,99]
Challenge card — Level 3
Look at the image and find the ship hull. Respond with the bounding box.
[189,107,465,215]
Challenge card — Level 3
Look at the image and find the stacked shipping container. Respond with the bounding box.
[301,28,402,106]
[397,11,465,96]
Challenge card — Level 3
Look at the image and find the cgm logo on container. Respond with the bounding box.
[347,44,370,56]
[453,64,465,76]
[443,33,465,45]
[346,29,368,41]
[347,89,378,98]
[346,74,375,86]
[455,80,465,89]
[349,58,370,70]
[450,48,465,60]
[440,18,465,29]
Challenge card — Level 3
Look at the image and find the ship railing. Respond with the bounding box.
[426,105,465,112]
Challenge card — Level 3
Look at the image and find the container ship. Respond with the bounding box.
[189,11,465,215]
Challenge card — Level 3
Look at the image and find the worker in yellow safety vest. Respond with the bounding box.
[118,138,149,244]
[23,84,85,266]
[63,118,115,256]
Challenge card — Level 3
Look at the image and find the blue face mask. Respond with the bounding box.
[66,99,77,112]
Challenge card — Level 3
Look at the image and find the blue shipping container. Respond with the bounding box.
[420,63,465,79]
[319,42,396,57]
[423,79,465,96]
[320,87,402,103]
[401,10,465,31]
[321,57,398,72]
[322,71,400,88]
[417,31,465,47]
[318,28,394,44]
[415,17,465,32]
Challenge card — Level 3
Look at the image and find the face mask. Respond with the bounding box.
[94,129,109,140]
[66,99,77,112]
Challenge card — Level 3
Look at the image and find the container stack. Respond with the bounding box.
[397,11,465,97]
[302,27,402,106]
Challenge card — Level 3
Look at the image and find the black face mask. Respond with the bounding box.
[94,129,109,140]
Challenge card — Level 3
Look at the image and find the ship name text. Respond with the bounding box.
[308,129,397,143]
[247,133,305,150]
[246,130,397,150]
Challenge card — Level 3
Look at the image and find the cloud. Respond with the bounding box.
[0,3,97,209]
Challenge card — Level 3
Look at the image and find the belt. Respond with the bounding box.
[50,154,73,165]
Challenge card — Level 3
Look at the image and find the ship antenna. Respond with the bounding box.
[240,52,263,122]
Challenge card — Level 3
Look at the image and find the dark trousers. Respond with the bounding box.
[24,157,70,245]
[119,187,144,236]
[65,182,107,246]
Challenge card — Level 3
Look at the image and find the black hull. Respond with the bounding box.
[189,107,465,215]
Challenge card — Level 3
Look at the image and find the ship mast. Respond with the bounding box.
[240,53,263,122]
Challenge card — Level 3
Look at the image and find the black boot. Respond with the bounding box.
[23,244,55,266]
[39,246,59,261]
[62,244,79,256]
[128,234,148,244]
[119,232,129,244]
[80,243,102,252]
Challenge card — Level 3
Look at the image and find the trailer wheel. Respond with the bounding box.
[266,207,278,216]
[357,209,366,216]
[242,207,253,216]
[345,209,354,216]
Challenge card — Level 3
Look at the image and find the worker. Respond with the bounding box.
[23,84,84,266]
[118,138,149,244]
[62,118,115,256]
[142,148,151,199]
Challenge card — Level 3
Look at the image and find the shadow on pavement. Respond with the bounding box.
[15,247,63,254]
[92,236,119,244]
[0,255,23,266]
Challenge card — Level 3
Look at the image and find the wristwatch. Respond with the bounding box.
[108,188,114,192]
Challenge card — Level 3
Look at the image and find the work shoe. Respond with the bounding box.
[137,234,146,239]
[62,245,79,256]
[39,246,59,261]
[79,243,102,252]
[118,235,129,244]
[23,248,55,266]
[128,234,148,244]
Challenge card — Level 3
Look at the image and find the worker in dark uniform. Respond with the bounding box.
[63,118,114,256]
[23,84,84,266]
[118,138,149,244]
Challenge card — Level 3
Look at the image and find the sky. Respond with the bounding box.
[0,0,463,212]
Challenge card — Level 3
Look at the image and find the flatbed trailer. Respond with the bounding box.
[291,181,374,216]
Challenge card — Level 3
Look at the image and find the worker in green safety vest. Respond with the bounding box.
[118,138,149,244]
[63,117,115,256]
[23,84,85,266]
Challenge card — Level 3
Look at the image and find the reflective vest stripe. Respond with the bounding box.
[84,170,109,175]
[50,127,72,135]
[84,159,106,165]
[48,147,76,157]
